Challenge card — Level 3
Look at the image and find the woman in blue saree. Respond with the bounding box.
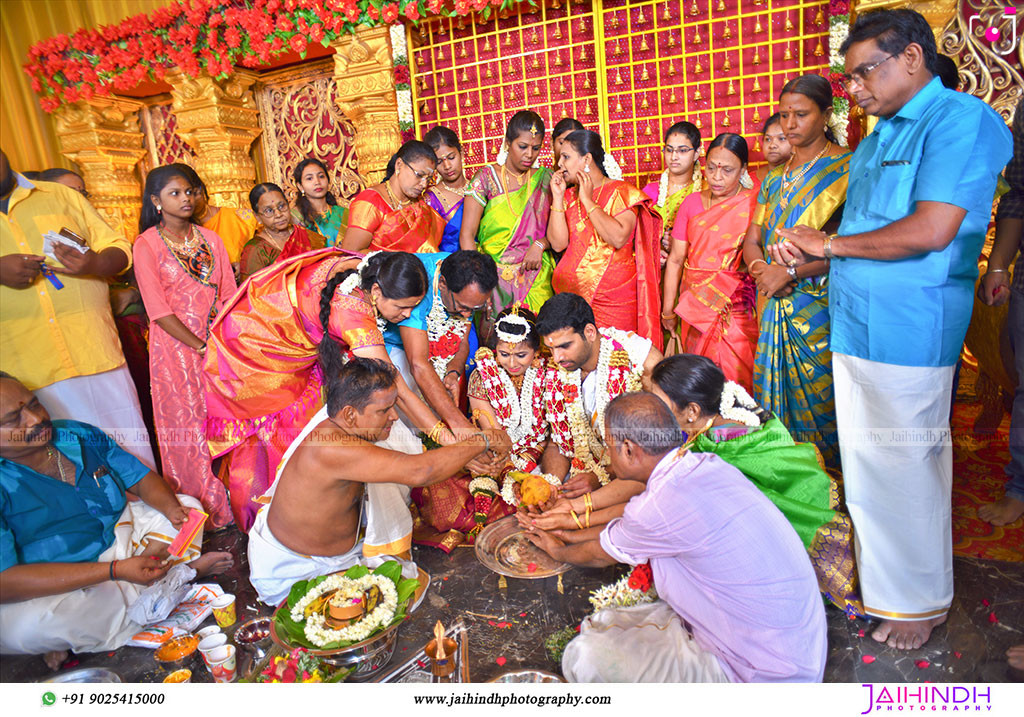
[742,75,850,469]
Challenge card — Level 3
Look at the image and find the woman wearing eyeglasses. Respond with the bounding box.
[239,183,325,283]
[741,74,851,469]
[341,141,444,254]
[642,121,704,267]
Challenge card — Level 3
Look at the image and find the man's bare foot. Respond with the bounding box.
[1008,644,1024,671]
[871,614,947,650]
[977,495,1024,526]
[44,650,68,671]
[188,551,234,578]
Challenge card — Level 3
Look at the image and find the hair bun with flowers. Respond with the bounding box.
[494,311,534,346]
[718,381,763,427]
[602,152,623,180]
[338,250,383,296]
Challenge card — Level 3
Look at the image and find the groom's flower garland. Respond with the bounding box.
[544,329,643,487]
[589,563,657,612]
[289,573,398,647]
[426,272,471,380]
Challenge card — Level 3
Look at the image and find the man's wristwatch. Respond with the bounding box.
[786,266,798,281]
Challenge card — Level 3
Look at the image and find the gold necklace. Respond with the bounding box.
[384,180,410,210]
[779,141,831,209]
[46,445,72,485]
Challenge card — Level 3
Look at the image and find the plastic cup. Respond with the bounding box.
[163,669,192,684]
[198,633,228,665]
[211,594,236,628]
[208,645,237,683]
[196,625,221,641]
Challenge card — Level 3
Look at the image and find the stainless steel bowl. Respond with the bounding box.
[41,668,122,683]
[488,669,566,683]
[234,617,273,662]
[316,621,403,682]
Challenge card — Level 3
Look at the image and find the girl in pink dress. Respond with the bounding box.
[134,166,237,527]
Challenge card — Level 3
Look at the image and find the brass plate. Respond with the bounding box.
[474,516,570,579]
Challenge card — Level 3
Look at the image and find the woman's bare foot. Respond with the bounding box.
[977,495,1024,526]
[871,614,947,650]
[1008,644,1024,671]
[44,650,68,671]
[188,551,234,578]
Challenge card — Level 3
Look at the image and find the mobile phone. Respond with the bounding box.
[58,227,87,246]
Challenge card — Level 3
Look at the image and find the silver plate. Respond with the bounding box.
[475,515,571,579]
[41,668,122,683]
[489,669,566,683]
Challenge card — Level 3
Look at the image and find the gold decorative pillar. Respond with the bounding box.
[331,25,402,185]
[166,69,262,208]
[53,97,147,239]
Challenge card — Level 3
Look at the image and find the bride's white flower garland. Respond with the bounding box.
[544,328,643,486]
[289,573,398,647]
[425,270,471,379]
[475,349,544,454]
[338,251,387,335]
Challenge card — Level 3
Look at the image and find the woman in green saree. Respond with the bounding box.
[459,111,554,321]
[651,353,864,618]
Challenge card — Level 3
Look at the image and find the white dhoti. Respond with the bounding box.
[562,601,732,683]
[249,406,423,606]
[833,353,954,621]
[36,364,156,470]
[0,495,203,655]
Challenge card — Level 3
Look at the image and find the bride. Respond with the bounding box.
[411,308,555,551]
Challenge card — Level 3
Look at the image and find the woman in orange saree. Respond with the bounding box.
[342,141,444,254]
[662,133,759,391]
[202,250,440,530]
[548,130,663,350]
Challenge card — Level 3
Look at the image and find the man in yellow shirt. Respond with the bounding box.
[0,150,154,468]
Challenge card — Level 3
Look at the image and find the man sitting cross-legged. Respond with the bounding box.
[525,392,827,682]
[0,372,232,668]
[248,357,510,606]
[535,292,662,500]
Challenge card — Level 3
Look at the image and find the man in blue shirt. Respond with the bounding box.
[775,9,1012,651]
[0,372,231,666]
[385,250,498,452]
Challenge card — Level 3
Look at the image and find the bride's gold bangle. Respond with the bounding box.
[570,510,585,530]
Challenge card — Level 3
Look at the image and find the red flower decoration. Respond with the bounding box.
[404,2,421,21]
[830,0,849,16]
[626,562,653,592]
[394,64,410,85]
[382,3,399,23]
[289,34,308,55]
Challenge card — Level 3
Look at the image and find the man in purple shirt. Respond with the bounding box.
[526,392,827,682]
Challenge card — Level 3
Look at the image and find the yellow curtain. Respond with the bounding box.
[0,0,169,174]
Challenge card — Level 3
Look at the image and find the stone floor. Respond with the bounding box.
[2,524,1022,683]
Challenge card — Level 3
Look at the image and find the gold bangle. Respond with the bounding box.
[583,492,593,512]
[748,259,768,271]
[586,205,599,216]
[427,420,445,442]
[570,510,585,531]
[550,204,565,213]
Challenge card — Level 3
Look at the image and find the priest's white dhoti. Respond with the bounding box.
[0,495,203,655]
[833,352,954,621]
[562,601,732,683]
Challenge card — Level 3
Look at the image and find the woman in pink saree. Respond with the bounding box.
[661,134,759,390]
[133,166,237,527]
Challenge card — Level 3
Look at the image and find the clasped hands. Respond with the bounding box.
[750,225,828,298]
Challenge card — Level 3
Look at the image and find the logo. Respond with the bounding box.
[41,691,56,706]
[969,7,1020,55]
[860,684,993,713]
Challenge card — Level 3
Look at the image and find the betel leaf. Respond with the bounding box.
[396,577,419,605]
[344,564,370,580]
[371,560,402,584]
[286,579,310,610]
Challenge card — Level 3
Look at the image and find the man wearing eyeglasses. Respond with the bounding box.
[772,9,1012,651]
[383,250,502,475]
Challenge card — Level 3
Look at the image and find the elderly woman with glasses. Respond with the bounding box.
[239,183,325,283]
